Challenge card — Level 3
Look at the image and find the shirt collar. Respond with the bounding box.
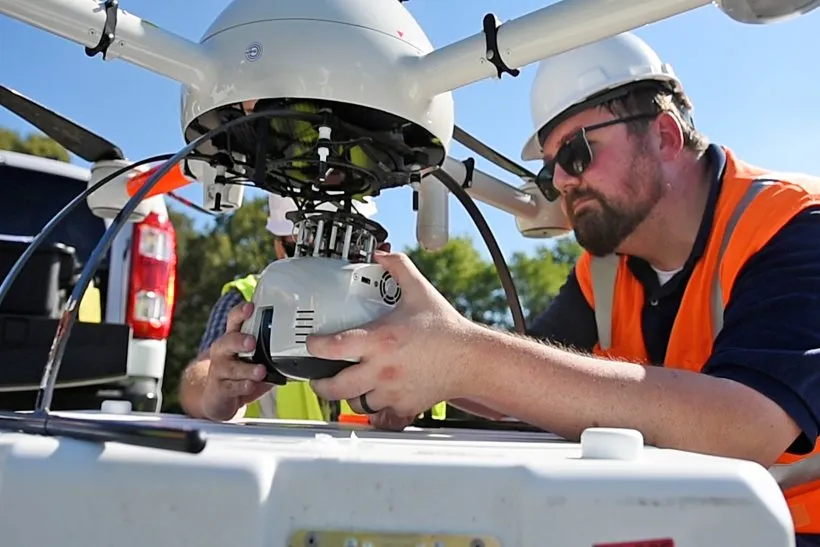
[626,143,727,295]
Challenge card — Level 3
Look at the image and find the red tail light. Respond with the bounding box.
[126,211,177,339]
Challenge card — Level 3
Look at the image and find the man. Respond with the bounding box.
[179,193,446,427]
[300,32,820,544]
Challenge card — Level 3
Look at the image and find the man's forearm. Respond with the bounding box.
[448,398,508,420]
[457,327,800,467]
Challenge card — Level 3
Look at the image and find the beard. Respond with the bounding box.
[567,147,665,257]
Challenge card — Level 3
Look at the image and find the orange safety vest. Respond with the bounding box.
[574,147,820,534]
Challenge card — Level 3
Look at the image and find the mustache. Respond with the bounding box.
[565,188,603,212]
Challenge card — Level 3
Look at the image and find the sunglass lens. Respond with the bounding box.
[559,131,593,176]
[535,163,561,202]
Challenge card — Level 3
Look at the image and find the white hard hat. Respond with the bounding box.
[266,193,378,236]
[520,32,681,162]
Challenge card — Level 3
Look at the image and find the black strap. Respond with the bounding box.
[85,0,119,59]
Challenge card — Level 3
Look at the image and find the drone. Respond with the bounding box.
[0,0,818,469]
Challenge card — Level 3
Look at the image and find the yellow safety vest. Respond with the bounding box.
[221,274,447,422]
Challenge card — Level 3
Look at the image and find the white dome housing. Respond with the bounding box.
[179,0,453,192]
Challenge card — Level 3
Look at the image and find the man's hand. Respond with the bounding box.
[368,408,417,431]
[307,250,478,419]
[201,301,273,421]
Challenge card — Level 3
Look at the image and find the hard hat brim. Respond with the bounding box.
[520,72,682,163]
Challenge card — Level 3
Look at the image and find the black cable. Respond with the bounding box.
[0,153,176,310]
[167,190,218,216]
[35,108,349,413]
[430,168,527,335]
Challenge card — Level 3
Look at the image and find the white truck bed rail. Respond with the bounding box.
[0,411,796,547]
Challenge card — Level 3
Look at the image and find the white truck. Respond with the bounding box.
[0,149,176,412]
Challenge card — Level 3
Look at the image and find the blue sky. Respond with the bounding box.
[1,1,818,259]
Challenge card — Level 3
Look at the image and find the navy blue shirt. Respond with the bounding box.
[527,145,820,546]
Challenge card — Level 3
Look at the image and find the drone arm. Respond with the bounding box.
[438,156,539,219]
[0,0,213,88]
[412,0,710,96]
[414,157,539,251]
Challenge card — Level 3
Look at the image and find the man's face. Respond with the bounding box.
[541,107,666,257]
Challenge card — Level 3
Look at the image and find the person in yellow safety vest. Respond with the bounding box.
[178,192,446,425]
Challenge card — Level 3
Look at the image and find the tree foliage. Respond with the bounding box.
[0,128,70,162]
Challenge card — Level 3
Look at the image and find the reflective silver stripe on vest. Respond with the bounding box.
[709,179,774,339]
[257,391,278,419]
[588,254,620,350]
[589,178,775,349]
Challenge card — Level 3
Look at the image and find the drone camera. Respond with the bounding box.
[236,184,400,383]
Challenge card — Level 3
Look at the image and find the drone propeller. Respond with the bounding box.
[452,124,537,183]
[0,83,201,206]
[0,85,124,163]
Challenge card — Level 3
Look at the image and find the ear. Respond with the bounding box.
[655,111,685,162]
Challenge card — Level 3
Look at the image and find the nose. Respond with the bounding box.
[551,163,580,195]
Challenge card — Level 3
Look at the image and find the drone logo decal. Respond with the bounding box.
[245,42,262,62]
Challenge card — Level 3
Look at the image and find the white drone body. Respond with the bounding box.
[180,0,453,167]
[2,0,818,243]
[236,209,401,380]
[237,257,400,380]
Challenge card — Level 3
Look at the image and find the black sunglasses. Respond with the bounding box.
[535,113,658,202]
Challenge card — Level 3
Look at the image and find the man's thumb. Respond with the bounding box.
[373,251,422,292]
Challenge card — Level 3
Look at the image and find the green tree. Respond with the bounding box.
[407,237,507,325]
[508,235,581,324]
[408,234,581,330]
[0,128,70,162]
